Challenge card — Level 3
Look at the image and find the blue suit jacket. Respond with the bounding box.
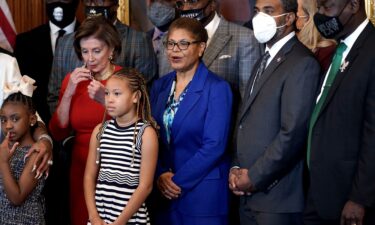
[150,62,233,216]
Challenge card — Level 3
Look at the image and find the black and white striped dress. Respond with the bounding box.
[91,119,150,225]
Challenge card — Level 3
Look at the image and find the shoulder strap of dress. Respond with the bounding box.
[98,120,111,141]
[135,122,151,153]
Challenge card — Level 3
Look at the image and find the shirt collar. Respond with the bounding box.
[153,27,165,41]
[205,12,221,46]
[49,19,77,35]
[266,31,295,64]
[341,19,369,55]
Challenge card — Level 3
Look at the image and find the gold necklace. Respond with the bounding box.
[94,64,115,81]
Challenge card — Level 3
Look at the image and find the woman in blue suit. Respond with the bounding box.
[150,17,233,225]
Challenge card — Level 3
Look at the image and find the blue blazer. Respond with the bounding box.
[150,62,233,216]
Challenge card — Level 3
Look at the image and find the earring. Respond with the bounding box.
[108,54,113,62]
[30,123,34,127]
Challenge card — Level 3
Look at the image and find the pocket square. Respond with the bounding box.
[218,55,232,59]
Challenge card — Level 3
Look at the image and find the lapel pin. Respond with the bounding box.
[277,57,281,62]
[340,60,349,72]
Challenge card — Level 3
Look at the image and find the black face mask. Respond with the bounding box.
[46,2,77,28]
[85,6,117,22]
[179,0,212,24]
[313,1,349,39]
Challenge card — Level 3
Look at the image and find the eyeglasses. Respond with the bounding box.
[164,40,201,50]
[175,0,199,9]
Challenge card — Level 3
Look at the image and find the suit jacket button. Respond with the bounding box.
[239,124,243,129]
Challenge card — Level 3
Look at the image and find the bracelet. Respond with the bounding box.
[38,134,54,148]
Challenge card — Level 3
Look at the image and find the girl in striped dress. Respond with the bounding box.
[84,68,158,225]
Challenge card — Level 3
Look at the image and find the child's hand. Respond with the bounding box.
[90,216,107,225]
[0,133,19,163]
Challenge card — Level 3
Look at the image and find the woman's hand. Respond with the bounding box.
[25,138,53,179]
[157,172,181,199]
[65,66,92,97]
[87,80,105,105]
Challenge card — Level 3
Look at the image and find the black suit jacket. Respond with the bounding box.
[234,36,320,213]
[14,23,78,124]
[309,22,375,220]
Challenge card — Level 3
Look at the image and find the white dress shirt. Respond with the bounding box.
[205,12,221,47]
[50,19,76,54]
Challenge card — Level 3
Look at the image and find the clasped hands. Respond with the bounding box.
[157,172,181,200]
[229,167,255,196]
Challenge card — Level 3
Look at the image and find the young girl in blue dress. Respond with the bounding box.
[84,68,158,225]
[0,76,45,224]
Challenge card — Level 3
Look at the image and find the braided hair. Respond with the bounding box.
[1,92,37,133]
[112,67,158,130]
[95,68,158,166]
[2,93,36,115]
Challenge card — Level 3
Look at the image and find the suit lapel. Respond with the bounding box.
[319,23,373,115]
[42,24,53,59]
[154,73,175,145]
[155,73,175,123]
[203,18,232,67]
[239,37,297,121]
[171,63,207,139]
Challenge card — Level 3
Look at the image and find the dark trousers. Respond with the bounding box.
[304,192,375,225]
[239,204,303,225]
[44,140,73,225]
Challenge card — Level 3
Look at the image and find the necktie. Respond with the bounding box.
[55,29,66,49]
[250,51,270,95]
[306,42,347,167]
[153,29,165,54]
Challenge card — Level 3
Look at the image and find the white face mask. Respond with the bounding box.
[252,12,289,43]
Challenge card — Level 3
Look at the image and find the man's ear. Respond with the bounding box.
[208,0,217,12]
[286,12,296,26]
[349,0,360,13]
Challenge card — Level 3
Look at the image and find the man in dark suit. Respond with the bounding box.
[14,0,79,124]
[47,0,157,115]
[304,0,375,224]
[229,0,320,223]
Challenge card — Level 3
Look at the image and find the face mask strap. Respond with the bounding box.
[273,12,290,29]
[272,12,290,18]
